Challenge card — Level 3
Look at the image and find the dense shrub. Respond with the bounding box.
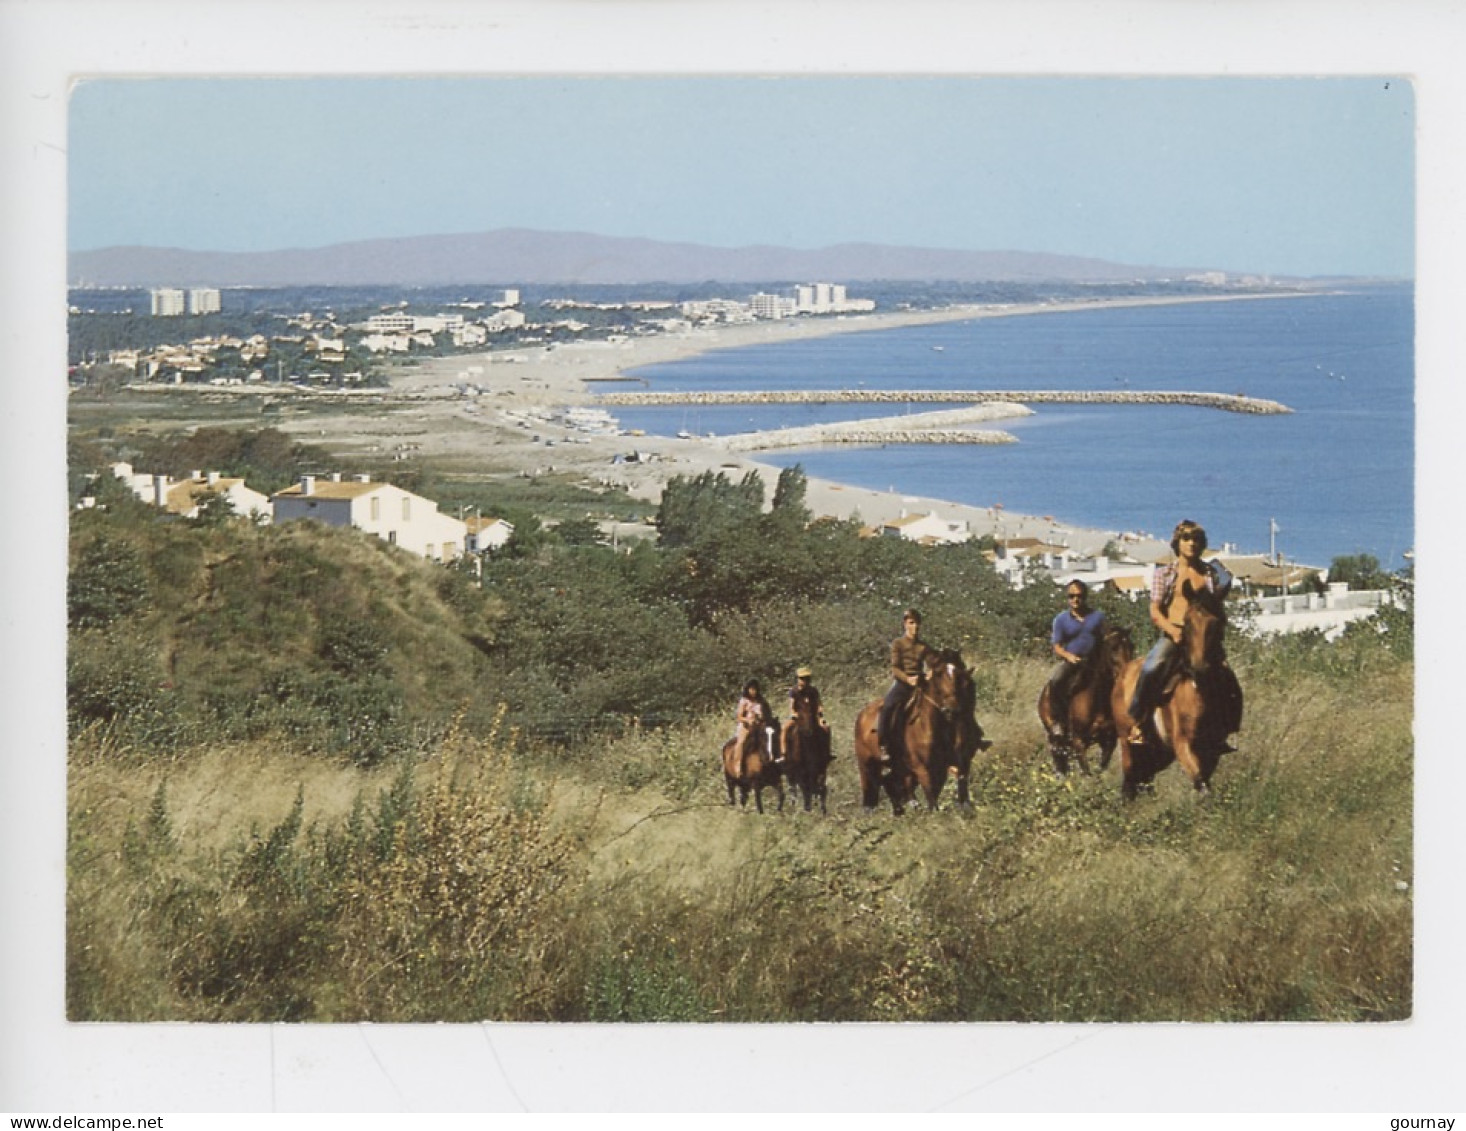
[65,473,1414,1022]
[68,533,151,629]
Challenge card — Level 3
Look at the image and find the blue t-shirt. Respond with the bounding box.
[1051,607,1105,658]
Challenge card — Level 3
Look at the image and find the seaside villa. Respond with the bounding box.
[271,474,468,562]
[880,510,972,546]
[111,462,272,523]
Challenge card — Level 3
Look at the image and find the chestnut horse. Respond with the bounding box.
[1111,580,1243,798]
[1037,623,1134,778]
[781,691,833,814]
[853,650,983,814]
[722,723,784,814]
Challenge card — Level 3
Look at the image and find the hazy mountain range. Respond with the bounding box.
[68,229,1217,288]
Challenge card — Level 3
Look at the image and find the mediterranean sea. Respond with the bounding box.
[607,286,1414,570]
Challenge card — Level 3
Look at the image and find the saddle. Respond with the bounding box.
[1153,662,1243,748]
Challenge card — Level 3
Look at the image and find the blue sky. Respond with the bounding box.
[68,76,1414,277]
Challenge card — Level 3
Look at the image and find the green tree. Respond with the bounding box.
[191,490,237,527]
[1328,553,1391,591]
[554,517,606,547]
[68,535,151,629]
[655,469,765,549]
[770,464,811,525]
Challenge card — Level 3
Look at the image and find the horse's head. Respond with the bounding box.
[1181,580,1226,675]
[924,650,970,722]
[1100,623,1135,666]
[790,689,819,735]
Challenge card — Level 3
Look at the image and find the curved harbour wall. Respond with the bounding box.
[599,389,1292,415]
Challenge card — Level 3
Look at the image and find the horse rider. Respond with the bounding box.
[735,678,780,770]
[784,665,831,752]
[1127,519,1234,744]
[1047,579,1106,741]
[878,608,937,765]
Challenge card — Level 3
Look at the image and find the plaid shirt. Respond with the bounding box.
[1151,559,1232,610]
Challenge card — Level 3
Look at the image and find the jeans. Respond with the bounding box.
[1047,659,1081,725]
[1128,636,1178,721]
[877,680,908,746]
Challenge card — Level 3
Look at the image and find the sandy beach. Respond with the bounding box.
[283,295,1293,555]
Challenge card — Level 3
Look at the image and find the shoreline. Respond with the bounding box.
[278,292,1320,557]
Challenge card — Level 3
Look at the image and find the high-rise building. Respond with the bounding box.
[187,288,221,315]
[150,288,186,317]
[750,292,795,319]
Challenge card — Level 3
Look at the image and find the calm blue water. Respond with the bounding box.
[606,288,1414,569]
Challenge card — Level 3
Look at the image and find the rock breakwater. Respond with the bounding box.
[722,428,1018,452]
[599,389,1292,415]
[713,403,1030,451]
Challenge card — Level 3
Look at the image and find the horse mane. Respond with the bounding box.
[1183,576,1227,619]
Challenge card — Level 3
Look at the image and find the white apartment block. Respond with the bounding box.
[187,288,222,315]
[679,298,756,323]
[272,474,468,562]
[365,312,466,335]
[789,282,870,315]
[366,312,416,334]
[150,288,186,317]
[750,292,798,319]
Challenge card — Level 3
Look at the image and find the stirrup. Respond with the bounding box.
[1127,723,1146,744]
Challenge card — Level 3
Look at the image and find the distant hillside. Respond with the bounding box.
[68,229,1203,287]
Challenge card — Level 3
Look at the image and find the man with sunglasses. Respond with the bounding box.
[1126,518,1233,745]
[1046,579,1106,743]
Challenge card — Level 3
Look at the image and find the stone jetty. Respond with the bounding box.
[721,428,1018,452]
[599,389,1293,415]
[713,403,1030,451]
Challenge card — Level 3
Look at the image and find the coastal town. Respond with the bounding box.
[70,279,880,388]
[44,61,1422,1058]
[75,271,1402,647]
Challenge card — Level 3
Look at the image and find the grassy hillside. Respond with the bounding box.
[65,488,1413,1023]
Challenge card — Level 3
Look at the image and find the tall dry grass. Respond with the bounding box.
[68,649,1411,1023]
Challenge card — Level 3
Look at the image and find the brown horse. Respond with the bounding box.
[947,653,992,808]
[781,692,833,814]
[1037,623,1134,778]
[853,650,983,814]
[722,722,784,814]
[1111,580,1243,799]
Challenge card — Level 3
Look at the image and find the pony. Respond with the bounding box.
[722,721,784,814]
[1111,580,1243,798]
[853,650,985,814]
[780,689,833,814]
[1037,623,1134,778]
